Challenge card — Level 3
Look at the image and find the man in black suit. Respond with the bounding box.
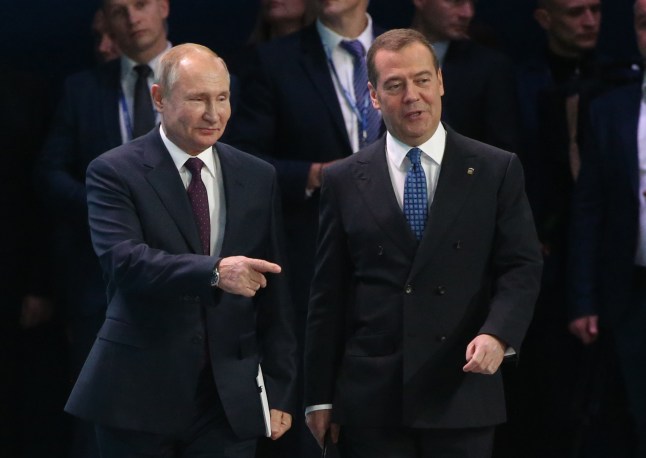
[411,0,520,152]
[65,43,297,457]
[304,28,542,458]
[569,1,646,455]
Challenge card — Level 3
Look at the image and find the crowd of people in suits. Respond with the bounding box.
[1,0,645,457]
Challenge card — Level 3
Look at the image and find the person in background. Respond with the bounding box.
[36,0,171,455]
[411,0,520,152]
[568,0,646,455]
[92,8,121,63]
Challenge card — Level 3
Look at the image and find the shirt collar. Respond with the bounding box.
[316,14,373,57]
[119,41,172,81]
[159,125,216,178]
[386,124,446,169]
[431,40,450,67]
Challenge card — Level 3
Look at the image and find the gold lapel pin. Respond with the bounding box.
[467,167,475,175]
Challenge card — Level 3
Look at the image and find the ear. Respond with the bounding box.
[533,8,551,31]
[159,0,170,20]
[151,84,164,112]
[368,82,380,110]
[437,68,445,97]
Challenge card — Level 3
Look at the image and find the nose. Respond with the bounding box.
[126,5,142,26]
[402,83,420,104]
[581,7,599,27]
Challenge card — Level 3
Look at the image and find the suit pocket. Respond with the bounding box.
[97,318,148,349]
[238,331,258,359]
[346,334,395,357]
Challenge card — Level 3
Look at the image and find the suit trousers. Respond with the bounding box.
[95,366,256,458]
[337,425,495,458]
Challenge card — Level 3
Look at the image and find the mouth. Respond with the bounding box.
[405,110,424,120]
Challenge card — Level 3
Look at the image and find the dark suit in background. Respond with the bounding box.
[569,82,646,457]
[441,39,520,153]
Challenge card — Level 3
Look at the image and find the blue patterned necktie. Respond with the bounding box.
[185,158,210,255]
[339,39,381,148]
[403,148,428,241]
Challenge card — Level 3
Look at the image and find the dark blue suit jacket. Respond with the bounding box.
[569,82,642,327]
[65,130,297,438]
[36,59,122,317]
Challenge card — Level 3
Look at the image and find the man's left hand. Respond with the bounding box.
[463,334,506,375]
[269,409,292,440]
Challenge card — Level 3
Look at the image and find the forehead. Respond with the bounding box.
[374,43,436,78]
[549,0,600,12]
[173,57,229,90]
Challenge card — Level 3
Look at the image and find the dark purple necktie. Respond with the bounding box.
[184,158,210,255]
[339,39,381,148]
[132,64,155,138]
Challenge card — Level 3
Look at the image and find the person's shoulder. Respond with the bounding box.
[64,59,120,87]
[449,39,512,66]
[257,23,317,57]
[216,141,276,175]
[447,126,515,162]
[591,81,641,114]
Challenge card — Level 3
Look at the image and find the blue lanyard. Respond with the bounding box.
[325,45,371,143]
[118,88,134,142]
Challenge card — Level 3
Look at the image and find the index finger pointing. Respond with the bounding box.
[248,258,282,274]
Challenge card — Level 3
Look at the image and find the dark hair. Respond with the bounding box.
[367,28,439,86]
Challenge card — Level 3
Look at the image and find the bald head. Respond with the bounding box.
[534,0,601,57]
[157,43,229,96]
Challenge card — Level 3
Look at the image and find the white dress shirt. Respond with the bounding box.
[636,76,646,266]
[317,16,375,153]
[159,125,226,257]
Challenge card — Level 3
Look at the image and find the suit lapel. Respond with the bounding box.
[142,131,203,254]
[411,128,479,277]
[298,25,352,152]
[215,143,247,256]
[100,59,123,147]
[617,85,641,197]
[351,138,418,257]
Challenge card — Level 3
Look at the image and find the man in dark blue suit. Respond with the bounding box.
[65,43,297,457]
[569,1,646,455]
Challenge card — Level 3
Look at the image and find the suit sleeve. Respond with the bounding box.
[256,174,298,413]
[303,168,351,406]
[36,77,89,223]
[479,154,543,352]
[86,155,216,299]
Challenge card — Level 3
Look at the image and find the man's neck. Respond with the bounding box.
[128,39,168,65]
[319,11,368,38]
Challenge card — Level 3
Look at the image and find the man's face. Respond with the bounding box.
[103,0,168,60]
[413,0,474,42]
[318,0,366,20]
[152,55,231,156]
[92,9,121,63]
[535,0,601,57]
[262,0,307,23]
[369,43,444,147]
[635,0,646,59]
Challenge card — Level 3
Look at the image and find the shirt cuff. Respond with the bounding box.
[304,404,333,416]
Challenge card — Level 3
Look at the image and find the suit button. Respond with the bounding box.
[435,286,446,295]
[437,335,447,342]
[405,284,413,294]
[192,335,204,344]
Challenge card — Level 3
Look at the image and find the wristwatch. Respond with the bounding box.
[210,264,220,287]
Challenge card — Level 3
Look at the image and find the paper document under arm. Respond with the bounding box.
[256,364,271,437]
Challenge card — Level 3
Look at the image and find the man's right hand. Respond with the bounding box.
[305,409,339,449]
[216,256,281,297]
[568,315,599,345]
